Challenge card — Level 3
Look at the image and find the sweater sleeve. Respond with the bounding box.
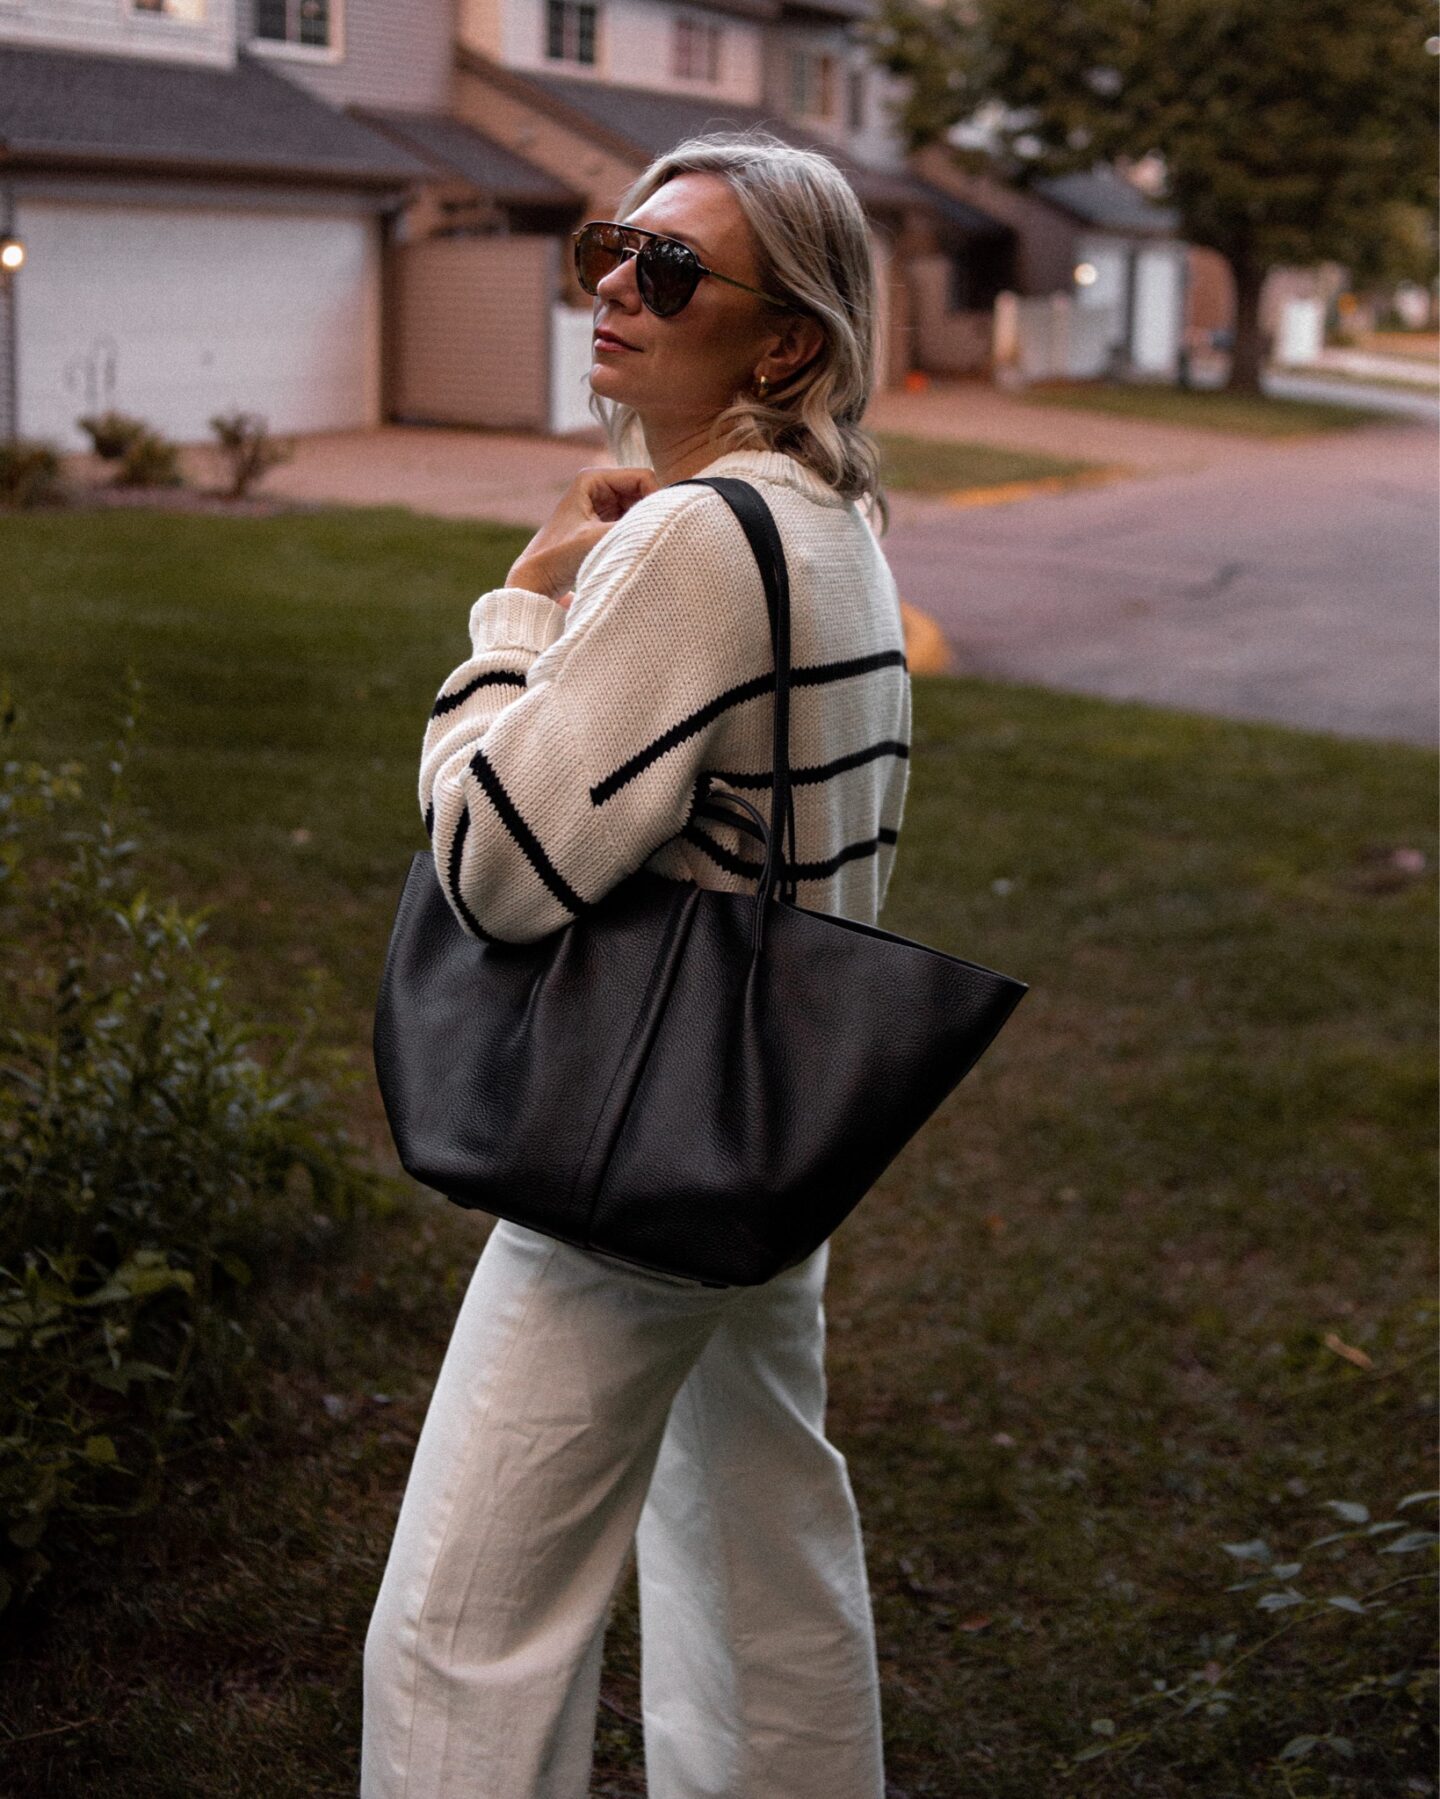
[419,486,770,945]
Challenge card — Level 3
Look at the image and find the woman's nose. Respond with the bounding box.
[595,252,641,309]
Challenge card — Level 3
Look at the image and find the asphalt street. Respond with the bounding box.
[881,415,1439,747]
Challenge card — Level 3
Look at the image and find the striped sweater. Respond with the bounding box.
[419,446,912,945]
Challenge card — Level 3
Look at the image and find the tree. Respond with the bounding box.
[865,0,1439,391]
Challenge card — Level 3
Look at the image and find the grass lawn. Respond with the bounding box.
[874,431,1101,495]
[2,506,1436,1796]
[1294,365,1440,396]
[1016,379,1404,435]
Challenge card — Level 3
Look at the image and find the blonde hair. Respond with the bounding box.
[588,128,890,535]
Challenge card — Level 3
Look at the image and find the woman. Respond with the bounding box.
[362,130,911,1799]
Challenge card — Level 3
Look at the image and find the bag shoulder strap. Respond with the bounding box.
[672,475,798,906]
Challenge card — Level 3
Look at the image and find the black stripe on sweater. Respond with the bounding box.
[589,647,908,807]
[682,821,900,884]
[468,747,586,919]
[708,738,910,790]
[431,669,527,719]
[590,670,773,805]
[791,647,909,687]
[446,806,498,942]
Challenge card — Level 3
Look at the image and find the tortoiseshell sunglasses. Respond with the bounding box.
[573,220,792,318]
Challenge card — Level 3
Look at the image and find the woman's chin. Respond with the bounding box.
[588,361,641,402]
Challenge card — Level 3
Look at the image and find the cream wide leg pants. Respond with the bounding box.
[360,1217,885,1799]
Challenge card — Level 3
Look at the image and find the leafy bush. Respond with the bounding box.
[0,441,65,509]
[0,682,382,1621]
[114,429,183,489]
[208,409,294,499]
[1071,1481,1439,1788]
[76,411,149,461]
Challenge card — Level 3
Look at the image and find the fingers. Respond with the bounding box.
[575,465,658,522]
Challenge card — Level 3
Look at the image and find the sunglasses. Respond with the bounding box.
[573,220,792,320]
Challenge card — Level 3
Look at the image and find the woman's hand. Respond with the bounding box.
[507,466,659,609]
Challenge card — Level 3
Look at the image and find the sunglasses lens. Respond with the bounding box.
[575,224,627,295]
[637,238,700,317]
[576,224,702,317]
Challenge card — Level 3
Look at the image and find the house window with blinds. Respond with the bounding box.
[673,16,722,82]
[547,0,599,65]
[788,48,836,120]
[846,64,866,131]
[254,0,332,47]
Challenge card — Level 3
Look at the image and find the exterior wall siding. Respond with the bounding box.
[462,0,763,103]
[235,0,453,112]
[759,23,854,154]
[391,232,555,429]
[0,0,235,66]
[452,64,641,285]
[908,255,992,375]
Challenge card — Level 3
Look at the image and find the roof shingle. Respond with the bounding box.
[0,40,430,185]
[352,108,580,206]
[506,65,1008,231]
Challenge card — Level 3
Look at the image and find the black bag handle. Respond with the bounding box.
[672,476,799,924]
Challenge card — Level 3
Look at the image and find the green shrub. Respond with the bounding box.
[0,682,382,1620]
[0,440,65,509]
[208,409,294,499]
[1070,1478,1439,1788]
[114,429,183,489]
[76,411,149,461]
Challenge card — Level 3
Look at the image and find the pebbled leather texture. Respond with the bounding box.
[372,478,1030,1287]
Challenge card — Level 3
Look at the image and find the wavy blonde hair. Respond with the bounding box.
[588,128,890,535]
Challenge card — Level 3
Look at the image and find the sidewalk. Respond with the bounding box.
[236,377,1278,529]
[163,425,611,530]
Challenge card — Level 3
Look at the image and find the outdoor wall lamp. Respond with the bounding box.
[0,237,23,273]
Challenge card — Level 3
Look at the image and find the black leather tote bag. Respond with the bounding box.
[373,476,1029,1287]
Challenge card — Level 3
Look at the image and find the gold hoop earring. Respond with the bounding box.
[755,373,771,400]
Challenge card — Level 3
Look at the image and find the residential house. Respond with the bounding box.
[911,144,1188,381]
[0,0,1180,453]
[330,0,1018,429]
[0,1,478,447]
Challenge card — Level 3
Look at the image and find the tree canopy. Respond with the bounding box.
[865,0,1438,382]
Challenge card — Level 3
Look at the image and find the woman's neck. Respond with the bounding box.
[640,416,733,488]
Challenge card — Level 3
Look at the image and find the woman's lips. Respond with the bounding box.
[594,329,639,352]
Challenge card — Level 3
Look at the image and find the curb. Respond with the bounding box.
[942,464,1136,509]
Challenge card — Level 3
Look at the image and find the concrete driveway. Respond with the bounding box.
[248,383,1437,748]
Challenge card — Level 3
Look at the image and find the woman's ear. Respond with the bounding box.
[761,313,826,387]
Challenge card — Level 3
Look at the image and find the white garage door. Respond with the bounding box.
[15,200,381,451]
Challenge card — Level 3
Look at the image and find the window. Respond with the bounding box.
[133,0,207,18]
[546,0,598,65]
[672,16,721,82]
[846,64,865,131]
[788,48,835,120]
[254,0,332,48]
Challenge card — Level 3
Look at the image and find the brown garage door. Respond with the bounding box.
[389,234,558,430]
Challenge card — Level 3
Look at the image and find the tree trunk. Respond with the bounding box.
[1226,254,1269,394]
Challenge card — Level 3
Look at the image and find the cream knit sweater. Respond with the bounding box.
[419,446,912,945]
